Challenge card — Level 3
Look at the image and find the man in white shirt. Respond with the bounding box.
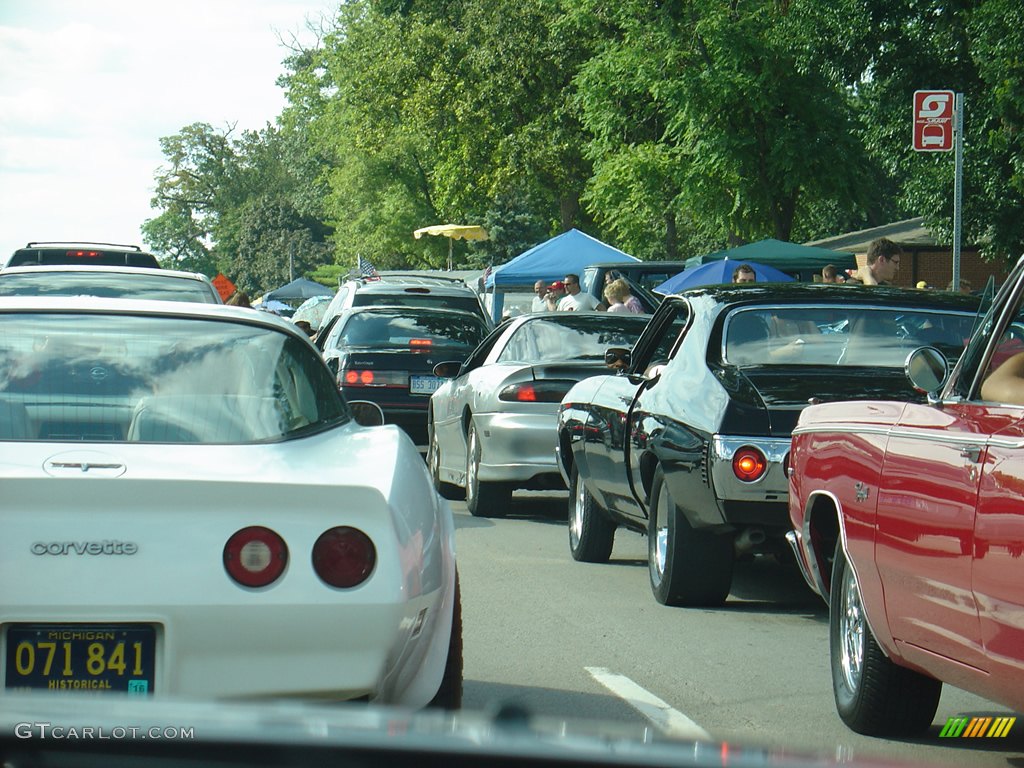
[557,274,603,311]
[531,280,549,312]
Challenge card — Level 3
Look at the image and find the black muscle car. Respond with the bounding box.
[555,283,982,607]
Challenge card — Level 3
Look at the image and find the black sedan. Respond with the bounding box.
[555,283,982,607]
[321,305,491,446]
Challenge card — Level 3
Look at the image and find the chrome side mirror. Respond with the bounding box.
[349,400,385,427]
[906,346,949,395]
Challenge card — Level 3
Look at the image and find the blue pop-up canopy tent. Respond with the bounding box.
[483,229,638,321]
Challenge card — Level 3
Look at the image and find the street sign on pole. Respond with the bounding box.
[913,90,955,152]
[911,89,963,290]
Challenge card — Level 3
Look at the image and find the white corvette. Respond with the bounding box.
[0,297,460,708]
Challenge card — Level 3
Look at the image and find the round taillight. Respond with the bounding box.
[732,447,768,482]
[312,527,376,588]
[224,526,288,587]
[344,370,359,384]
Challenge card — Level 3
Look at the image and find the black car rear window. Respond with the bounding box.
[335,310,489,350]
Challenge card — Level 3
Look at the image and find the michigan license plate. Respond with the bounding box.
[5,624,155,694]
[409,375,442,396]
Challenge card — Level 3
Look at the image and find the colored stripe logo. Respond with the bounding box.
[939,716,1015,738]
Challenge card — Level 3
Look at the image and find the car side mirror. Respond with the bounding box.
[349,400,385,427]
[604,347,631,371]
[906,346,949,394]
[433,361,462,379]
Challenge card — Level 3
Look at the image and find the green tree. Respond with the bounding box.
[143,121,335,289]
[570,0,874,259]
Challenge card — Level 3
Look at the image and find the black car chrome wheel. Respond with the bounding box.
[568,465,615,562]
[465,421,510,517]
[647,467,733,607]
[829,542,941,735]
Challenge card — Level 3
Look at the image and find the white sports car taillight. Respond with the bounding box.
[223,526,288,587]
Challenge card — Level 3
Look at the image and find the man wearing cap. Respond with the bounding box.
[557,274,603,311]
[545,281,566,311]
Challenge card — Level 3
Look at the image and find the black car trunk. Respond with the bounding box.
[343,347,453,375]
[719,365,919,436]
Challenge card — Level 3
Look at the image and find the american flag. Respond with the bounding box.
[358,256,379,278]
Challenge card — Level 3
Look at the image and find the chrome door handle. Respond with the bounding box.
[960,445,982,463]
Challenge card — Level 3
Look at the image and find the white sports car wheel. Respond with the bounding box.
[465,421,511,517]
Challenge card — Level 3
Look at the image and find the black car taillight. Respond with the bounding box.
[732,447,768,482]
[498,380,576,403]
[341,369,407,387]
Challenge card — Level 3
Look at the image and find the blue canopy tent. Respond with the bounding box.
[655,260,795,294]
[483,229,638,322]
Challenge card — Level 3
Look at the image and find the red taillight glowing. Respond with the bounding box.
[514,384,538,402]
[341,369,406,387]
[732,447,768,482]
[344,369,375,385]
[67,249,101,259]
[409,338,433,348]
[312,527,376,588]
[223,526,288,587]
[498,380,575,403]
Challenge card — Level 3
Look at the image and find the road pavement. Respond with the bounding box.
[455,491,1024,767]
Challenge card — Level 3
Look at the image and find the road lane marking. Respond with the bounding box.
[585,666,711,741]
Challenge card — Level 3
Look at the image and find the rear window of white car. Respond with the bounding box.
[0,272,219,303]
[0,313,348,442]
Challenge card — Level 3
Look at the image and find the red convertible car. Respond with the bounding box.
[788,257,1024,737]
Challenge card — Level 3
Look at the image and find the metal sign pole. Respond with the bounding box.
[952,93,964,292]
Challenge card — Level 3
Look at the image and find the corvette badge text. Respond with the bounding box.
[31,541,138,556]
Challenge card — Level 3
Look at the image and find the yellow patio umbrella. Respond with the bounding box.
[413,224,489,271]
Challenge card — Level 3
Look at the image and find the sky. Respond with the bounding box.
[0,0,338,261]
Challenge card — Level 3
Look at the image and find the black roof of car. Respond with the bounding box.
[8,242,161,269]
[673,281,984,312]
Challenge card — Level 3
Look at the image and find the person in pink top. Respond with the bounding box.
[604,278,644,313]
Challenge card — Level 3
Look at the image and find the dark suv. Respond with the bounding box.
[315,274,490,350]
[8,242,161,269]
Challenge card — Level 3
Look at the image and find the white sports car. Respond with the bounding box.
[0,297,460,708]
[427,312,650,517]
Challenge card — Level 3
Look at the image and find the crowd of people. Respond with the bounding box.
[524,236,970,319]
[531,271,645,315]
[728,237,973,294]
